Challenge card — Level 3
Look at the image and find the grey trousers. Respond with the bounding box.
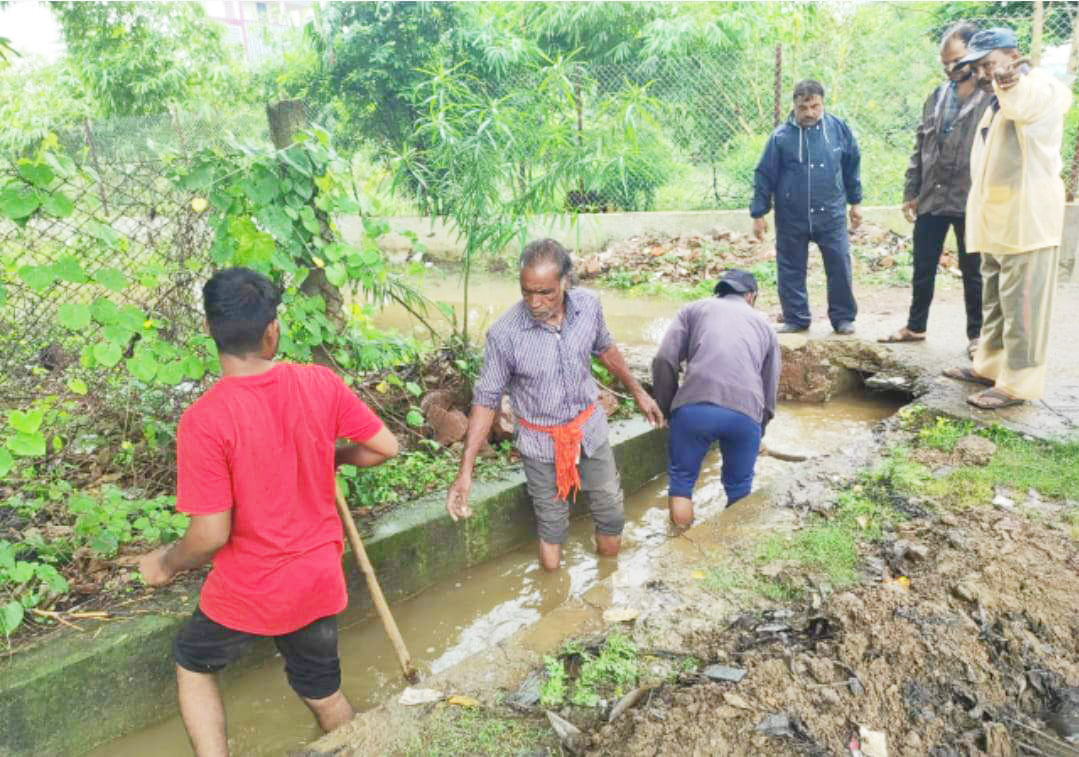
[972,245,1058,400]
[521,441,625,545]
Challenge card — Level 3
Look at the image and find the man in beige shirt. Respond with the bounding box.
[943,28,1071,409]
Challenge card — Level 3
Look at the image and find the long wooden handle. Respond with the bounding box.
[334,486,419,683]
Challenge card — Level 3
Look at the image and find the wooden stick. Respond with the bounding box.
[31,609,85,631]
[334,485,419,683]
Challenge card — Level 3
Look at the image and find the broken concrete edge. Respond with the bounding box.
[0,418,665,757]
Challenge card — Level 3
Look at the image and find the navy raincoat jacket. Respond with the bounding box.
[750,112,863,234]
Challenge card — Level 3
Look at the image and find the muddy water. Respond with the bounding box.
[89,397,897,757]
[371,272,677,346]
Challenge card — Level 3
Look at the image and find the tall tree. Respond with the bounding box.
[309,2,457,151]
[51,1,229,117]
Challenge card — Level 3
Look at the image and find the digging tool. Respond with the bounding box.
[334,484,419,683]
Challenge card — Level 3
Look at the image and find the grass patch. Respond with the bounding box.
[903,414,1079,507]
[404,706,555,757]
[539,633,639,708]
[755,521,860,588]
[918,415,976,451]
[703,565,803,602]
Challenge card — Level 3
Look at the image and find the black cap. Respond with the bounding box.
[958,27,1019,66]
[713,269,758,296]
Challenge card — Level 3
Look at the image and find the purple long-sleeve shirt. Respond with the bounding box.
[651,294,781,428]
[472,288,614,462]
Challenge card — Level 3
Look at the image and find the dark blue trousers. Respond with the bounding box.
[776,223,858,329]
[668,403,761,505]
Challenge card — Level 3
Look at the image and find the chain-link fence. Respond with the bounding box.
[523,10,1079,213]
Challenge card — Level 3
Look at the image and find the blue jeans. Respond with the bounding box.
[668,403,762,505]
[776,223,857,329]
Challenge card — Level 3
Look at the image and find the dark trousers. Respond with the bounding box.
[667,403,761,504]
[907,214,982,340]
[775,224,857,329]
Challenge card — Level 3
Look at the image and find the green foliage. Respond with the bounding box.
[922,430,1079,508]
[51,1,231,117]
[539,654,568,707]
[918,415,976,451]
[0,539,70,637]
[402,704,555,757]
[541,633,639,708]
[67,489,187,557]
[308,2,458,152]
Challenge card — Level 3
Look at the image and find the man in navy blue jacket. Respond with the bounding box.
[751,80,863,335]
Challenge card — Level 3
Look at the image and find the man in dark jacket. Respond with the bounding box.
[751,80,863,335]
[881,22,989,357]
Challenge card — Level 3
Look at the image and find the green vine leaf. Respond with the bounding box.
[41,190,74,218]
[92,341,123,368]
[52,256,88,284]
[0,183,41,220]
[56,302,92,331]
[0,447,12,478]
[8,408,44,434]
[0,600,24,635]
[92,267,127,292]
[7,430,45,457]
[17,265,54,292]
[127,350,159,383]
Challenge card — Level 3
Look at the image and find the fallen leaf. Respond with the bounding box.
[447,695,480,708]
[603,607,640,623]
[398,687,443,706]
[691,570,707,580]
[723,692,752,709]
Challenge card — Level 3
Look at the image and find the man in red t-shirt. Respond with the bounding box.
[138,267,398,756]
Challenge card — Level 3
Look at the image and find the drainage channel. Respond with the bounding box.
[88,396,899,757]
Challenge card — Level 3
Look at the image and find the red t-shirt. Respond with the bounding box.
[175,362,383,635]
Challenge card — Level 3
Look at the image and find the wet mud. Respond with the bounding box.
[589,504,1079,757]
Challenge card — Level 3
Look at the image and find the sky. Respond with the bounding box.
[1,1,64,64]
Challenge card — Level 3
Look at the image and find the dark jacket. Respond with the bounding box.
[904,82,991,218]
[750,112,862,234]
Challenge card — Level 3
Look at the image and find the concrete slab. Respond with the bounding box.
[854,280,1079,441]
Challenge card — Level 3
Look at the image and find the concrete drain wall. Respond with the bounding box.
[0,419,667,757]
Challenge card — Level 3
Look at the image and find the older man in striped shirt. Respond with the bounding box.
[446,239,665,571]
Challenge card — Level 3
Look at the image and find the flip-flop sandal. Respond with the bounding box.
[942,367,994,387]
[878,328,926,344]
[967,387,1024,410]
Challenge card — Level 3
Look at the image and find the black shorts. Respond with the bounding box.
[173,606,341,700]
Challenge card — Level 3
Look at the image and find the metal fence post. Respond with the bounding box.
[774,43,782,128]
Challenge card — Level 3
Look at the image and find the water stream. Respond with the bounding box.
[90,397,898,757]
[370,271,678,346]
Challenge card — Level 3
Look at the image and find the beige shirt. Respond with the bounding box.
[966,67,1072,255]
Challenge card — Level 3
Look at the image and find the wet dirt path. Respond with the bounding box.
[89,397,898,757]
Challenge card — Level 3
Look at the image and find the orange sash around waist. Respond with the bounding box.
[516,403,597,503]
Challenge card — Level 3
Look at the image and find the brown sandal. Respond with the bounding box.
[942,367,994,387]
[967,387,1024,410]
[878,327,926,344]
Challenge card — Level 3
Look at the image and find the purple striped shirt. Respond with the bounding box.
[472,288,615,462]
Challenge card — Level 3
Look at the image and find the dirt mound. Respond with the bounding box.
[577,228,776,285]
[588,506,1079,756]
